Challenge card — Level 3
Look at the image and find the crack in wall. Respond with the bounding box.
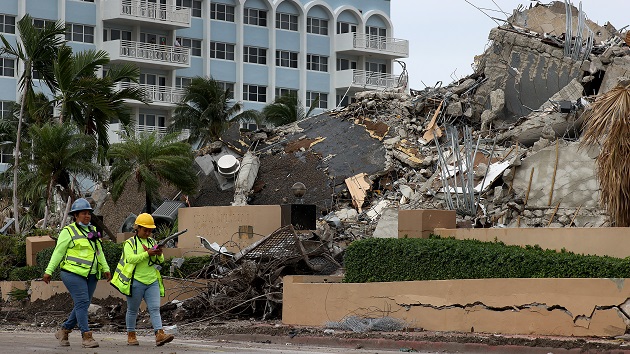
[374,296,629,330]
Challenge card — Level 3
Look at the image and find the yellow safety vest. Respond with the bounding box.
[111,236,165,297]
[60,223,105,278]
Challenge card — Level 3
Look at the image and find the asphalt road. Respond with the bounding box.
[0,330,438,354]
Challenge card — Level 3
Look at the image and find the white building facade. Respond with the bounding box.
[0,0,408,147]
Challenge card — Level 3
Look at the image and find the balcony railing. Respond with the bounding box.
[120,40,189,65]
[121,0,191,24]
[108,123,190,144]
[336,33,409,58]
[117,82,185,105]
[137,125,190,141]
[336,69,402,90]
[103,0,191,28]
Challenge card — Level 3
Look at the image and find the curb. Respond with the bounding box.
[213,333,630,354]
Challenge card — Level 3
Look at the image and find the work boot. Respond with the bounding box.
[127,331,139,346]
[155,329,174,346]
[81,331,99,348]
[55,327,71,347]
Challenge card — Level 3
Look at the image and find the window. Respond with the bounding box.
[307,91,327,109]
[244,8,267,27]
[0,146,12,164]
[176,0,201,17]
[0,58,15,77]
[0,101,13,119]
[336,58,357,71]
[365,26,387,49]
[276,50,298,68]
[140,73,166,86]
[210,3,235,22]
[0,14,15,34]
[365,26,386,38]
[366,62,387,74]
[32,18,55,30]
[103,28,132,41]
[336,21,356,34]
[210,41,235,60]
[175,76,192,89]
[307,17,327,35]
[243,84,266,102]
[275,88,297,98]
[276,12,298,31]
[307,54,328,72]
[66,23,95,43]
[176,37,202,56]
[244,46,267,65]
[336,95,357,107]
[138,113,166,128]
[217,81,235,99]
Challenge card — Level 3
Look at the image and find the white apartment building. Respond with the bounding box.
[0,0,408,148]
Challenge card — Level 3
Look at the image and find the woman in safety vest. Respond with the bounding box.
[43,198,111,348]
[111,213,174,346]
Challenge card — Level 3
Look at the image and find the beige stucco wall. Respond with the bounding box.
[433,227,630,258]
[177,205,282,252]
[25,278,207,307]
[283,276,630,337]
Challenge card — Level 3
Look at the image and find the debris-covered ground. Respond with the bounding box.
[26,0,630,346]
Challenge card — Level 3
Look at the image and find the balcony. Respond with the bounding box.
[137,125,190,141]
[336,33,409,59]
[102,0,191,29]
[102,40,190,69]
[107,122,190,145]
[116,82,185,107]
[335,69,402,91]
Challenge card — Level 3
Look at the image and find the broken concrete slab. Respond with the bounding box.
[284,114,388,184]
[511,141,599,209]
[372,207,398,239]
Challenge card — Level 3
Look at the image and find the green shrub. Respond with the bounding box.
[9,265,42,281]
[0,236,28,280]
[343,236,630,283]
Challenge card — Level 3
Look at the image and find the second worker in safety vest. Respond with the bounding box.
[111,213,174,347]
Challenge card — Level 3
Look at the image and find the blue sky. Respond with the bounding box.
[391,0,629,90]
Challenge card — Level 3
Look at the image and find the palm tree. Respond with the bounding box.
[0,14,66,234]
[170,76,258,147]
[262,93,318,127]
[29,122,102,226]
[107,130,198,214]
[580,80,630,226]
[52,45,145,154]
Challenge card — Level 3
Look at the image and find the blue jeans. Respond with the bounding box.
[126,279,163,332]
[60,271,98,334]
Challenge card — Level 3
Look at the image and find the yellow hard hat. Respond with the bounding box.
[135,213,156,229]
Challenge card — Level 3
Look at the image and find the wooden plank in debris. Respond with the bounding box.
[421,100,444,143]
[345,173,372,213]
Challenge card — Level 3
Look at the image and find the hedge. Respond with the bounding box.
[343,236,630,283]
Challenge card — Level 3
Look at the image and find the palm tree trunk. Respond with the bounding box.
[145,190,152,214]
[12,79,28,235]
